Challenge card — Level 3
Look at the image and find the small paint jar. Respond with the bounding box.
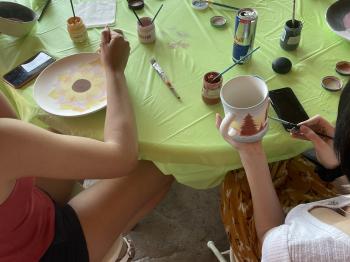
[280,19,302,51]
[202,72,223,105]
[67,16,88,43]
[137,17,155,44]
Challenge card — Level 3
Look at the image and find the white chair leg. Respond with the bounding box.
[230,247,237,262]
[207,241,228,262]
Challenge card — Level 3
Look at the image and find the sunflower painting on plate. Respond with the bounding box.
[49,59,106,112]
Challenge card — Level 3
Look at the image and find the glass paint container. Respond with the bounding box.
[67,16,88,43]
[137,17,155,44]
[202,72,223,105]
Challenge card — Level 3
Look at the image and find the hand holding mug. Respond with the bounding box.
[216,113,263,152]
[219,76,270,143]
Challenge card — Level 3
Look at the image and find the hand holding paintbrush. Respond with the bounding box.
[283,115,339,169]
[268,115,334,140]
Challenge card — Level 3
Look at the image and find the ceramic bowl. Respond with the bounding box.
[326,0,350,41]
[0,1,37,37]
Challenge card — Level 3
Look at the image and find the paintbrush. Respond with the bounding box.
[150,58,181,101]
[203,0,239,11]
[212,46,260,81]
[268,116,334,139]
[70,0,76,18]
[38,0,51,21]
[132,8,143,26]
[151,4,163,23]
[292,0,296,26]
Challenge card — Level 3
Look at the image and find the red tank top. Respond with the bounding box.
[0,177,55,262]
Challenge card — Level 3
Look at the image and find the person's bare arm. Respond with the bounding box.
[101,28,138,150]
[238,143,284,242]
[0,28,138,180]
[216,114,284,243]
[0,92,17,118]
[0,118,136,179]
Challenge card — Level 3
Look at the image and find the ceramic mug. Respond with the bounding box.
[219,75,269,143]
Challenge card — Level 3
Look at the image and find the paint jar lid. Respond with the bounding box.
[210,16,227,28]
[335,61,350,76]
[192,0,208,10]
[321,76,343,91]
[128,0,144,10]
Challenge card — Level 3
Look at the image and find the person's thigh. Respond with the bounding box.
[68,160,173,262]
[36,178,76,205]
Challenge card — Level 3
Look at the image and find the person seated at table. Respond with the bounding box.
[216,80,350,261]
[0,28,173,262]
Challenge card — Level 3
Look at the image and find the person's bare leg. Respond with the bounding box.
[35,178,76,205]
[68,160,173,262]
[122,180,173,233]
[105,182,173,262]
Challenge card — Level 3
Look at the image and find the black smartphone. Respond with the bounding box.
[2,51,55,89]
[269,87,309,131]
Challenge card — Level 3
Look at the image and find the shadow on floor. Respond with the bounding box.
[129,182,229,262]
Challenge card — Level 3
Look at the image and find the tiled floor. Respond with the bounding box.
[129,181,229,262]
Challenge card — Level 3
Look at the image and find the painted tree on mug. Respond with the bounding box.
[240,113,258,136]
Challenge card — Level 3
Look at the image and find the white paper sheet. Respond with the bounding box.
[76,0,116,28]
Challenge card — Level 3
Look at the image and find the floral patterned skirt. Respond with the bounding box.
[220,156,338,262]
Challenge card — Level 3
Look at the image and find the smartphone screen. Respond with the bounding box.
[2,52,55,89]
[269,87,309,131]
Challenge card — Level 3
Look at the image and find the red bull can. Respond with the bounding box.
[233,8,258,64]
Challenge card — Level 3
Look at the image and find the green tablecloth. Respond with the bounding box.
[1,0,349,189]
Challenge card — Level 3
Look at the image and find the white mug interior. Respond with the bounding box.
[220,75,268,109]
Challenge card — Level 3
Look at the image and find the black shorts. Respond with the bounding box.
[40,202,89,262]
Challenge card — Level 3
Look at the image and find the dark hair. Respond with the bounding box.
[334,80,350,179]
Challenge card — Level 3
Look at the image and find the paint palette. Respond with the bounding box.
[34,53,107,117]
[321,76,343,92]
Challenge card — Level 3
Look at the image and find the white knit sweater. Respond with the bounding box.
[262,195,350,262]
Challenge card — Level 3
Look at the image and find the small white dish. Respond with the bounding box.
[321,76,343,92]
[192,0,208,10]
[210,16,227,28]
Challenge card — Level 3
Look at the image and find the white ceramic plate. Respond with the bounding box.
[326,0,350,41]
[34,53,107,117]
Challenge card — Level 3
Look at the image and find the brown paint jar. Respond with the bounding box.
[202,71,223,105]
[67,16,88,43]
